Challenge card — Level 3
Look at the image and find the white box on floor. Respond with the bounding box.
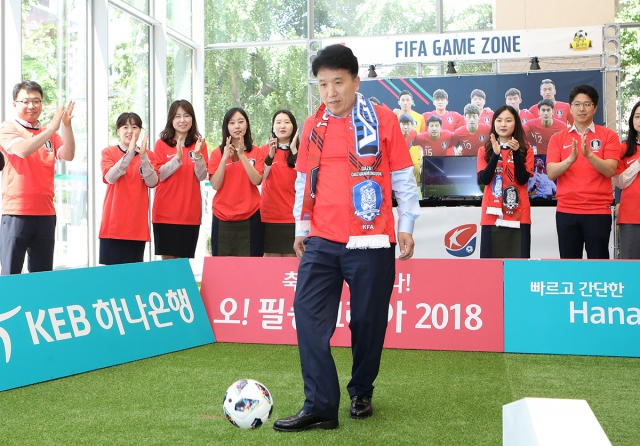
[503,398,611,446]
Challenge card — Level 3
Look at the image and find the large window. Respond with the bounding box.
[167,38,193,107]
[108,6,150,144]
[22,0,88,270]
[167,0,193,38]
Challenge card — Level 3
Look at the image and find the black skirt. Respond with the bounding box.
[153,223,200,258]
[99,238,146,265]
[263,223,296,254]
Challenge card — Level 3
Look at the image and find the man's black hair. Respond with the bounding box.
[568,85,599,106]
[312,44,359,77]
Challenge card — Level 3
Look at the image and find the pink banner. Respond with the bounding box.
[201,257,504,352]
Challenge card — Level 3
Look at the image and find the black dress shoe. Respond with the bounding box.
[273,409,339,432]
[350,395,373,419]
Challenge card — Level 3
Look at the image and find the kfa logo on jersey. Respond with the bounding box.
[441,141,447,149]
[479,135,486,142]
[447,117,453,123]
[444,224,477,257]
[590,139,602,152]
[44,140,54,153]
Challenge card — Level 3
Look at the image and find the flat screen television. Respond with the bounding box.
[422,156,483,199]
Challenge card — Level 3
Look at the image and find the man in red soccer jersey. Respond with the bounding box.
[422,89,464,132]
[470,89,493,126]
[399,114,423,186]
[524,99,568,155]
[530,79,573,126]
[414,116,454,157]
[547,84,619,259]
[0,80,75,275]
[394,90,426,133]
[505,88,535,125]
[450,104,490,157]
[273,44,420,432]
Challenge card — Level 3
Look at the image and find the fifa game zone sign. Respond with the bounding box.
[201,257,504,352]
[320,26,604,64]
[0,259,214,392]
[504,260,640,357]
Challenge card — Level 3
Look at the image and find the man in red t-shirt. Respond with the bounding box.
[422,89,464,132]
[274,44,419,433]
[547,84,619,259]
[0,80,76,275]
[505,88,535,125]
[524,99,568,155]
[470,89,493,127]
[414,116,454,157]
[529,79,573,126]
[450,104,490,157]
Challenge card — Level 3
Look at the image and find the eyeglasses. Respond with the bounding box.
[15,99,43,106]
[571,102,594,108]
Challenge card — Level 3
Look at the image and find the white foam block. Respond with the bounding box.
[503,398,611,446]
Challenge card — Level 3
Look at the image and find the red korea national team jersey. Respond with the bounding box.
[616,141,640,224]
[450,124,491,157]
[0,121,63,216]
[207,145,264,221]
[414,130,454,157]
[519,109,536,125]
[100,146,158,241]
[260,145,296,223]
[152,138,209,225]
[477,145,534,225]
[478,110,493,127]
[547,125,620,214]
[530,101,573,126]
[523,118,567,155]
[422,110,464,132]
[296,106,412,244]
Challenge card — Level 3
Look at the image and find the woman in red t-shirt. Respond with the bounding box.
[477,105,534,258]
[152,100,207,259]
[208,108,265,256]
[613,100,640,258]
[260,110,299,257]
[99,113,158,265]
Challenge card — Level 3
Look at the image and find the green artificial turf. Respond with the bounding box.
[1,343,639,445]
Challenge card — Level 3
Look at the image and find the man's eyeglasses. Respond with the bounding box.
[15,99,42,106]
[571,102,594,109]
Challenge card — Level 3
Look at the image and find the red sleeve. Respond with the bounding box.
[295,116,314,174]
[381,108,413,171]
[616,141,630,175]
[414,132,430,146]
[252,145,265,176]
[207,146,222,175]
[546,132,562,163]
[50,132,64,153]
[477,146,488,173]
[101,146,117,184]
[153,139,168,167]
[602,128,621,161]
[525,146,534,177]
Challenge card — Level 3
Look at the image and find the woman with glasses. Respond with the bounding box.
[207,108,264,256]
[152,100,207,260]
[260,110,299,257]
[613,100,640,258]
[99,113,158,265]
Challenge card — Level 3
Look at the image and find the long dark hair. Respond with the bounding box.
[160,100,201,147]
[220,107,254,154]
[272,109,298,168]
[483,105,528,163]
[624,100,640,158]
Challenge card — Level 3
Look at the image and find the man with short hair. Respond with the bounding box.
[505,88,535,124]
[394,90,426,133]
[470,89,493,126]
[530,79,573,126]
[450,104,490,156]
[414,115,454,157]
[422,89,464,132]
[273,44,420,432]
[524,99,568,155]
[0,80,76,275]
[547,84,619,258]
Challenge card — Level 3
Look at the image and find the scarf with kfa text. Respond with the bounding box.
[300,93,392,248]
[486,148,523,228]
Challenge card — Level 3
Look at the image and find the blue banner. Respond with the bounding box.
[504,260,640,357]
[0,259,215,392]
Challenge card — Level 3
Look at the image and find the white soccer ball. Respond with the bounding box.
[223,379,274,429]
